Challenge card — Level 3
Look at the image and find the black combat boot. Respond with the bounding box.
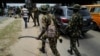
[39,48,45,53]
[76,52,81,56]
[67,49,73,55]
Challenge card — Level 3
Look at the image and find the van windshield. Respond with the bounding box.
[67,8,90,16]
[90,7,100,13]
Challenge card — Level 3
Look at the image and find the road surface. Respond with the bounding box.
[10,18,100,56]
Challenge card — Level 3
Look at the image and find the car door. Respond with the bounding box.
[91,7,100,28]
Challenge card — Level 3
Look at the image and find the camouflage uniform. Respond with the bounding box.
[27,8,34,22]
[66,4,83,56]
[37,5,61,56]
[33,7,40,26]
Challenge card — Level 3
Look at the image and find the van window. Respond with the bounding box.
[67,9,90,16]
[90,7,100,13]
[67,10,73,16]
[54,8,64,16]
[80,9,90,16]
[94,8,100,13]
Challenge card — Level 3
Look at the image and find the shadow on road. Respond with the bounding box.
[81,53,88,56]
[18,36,38,39]
[61,32,95,40]
[82,33,95,39]
[67,54,88,56]
[18,36,48,43]
[61,35,70,40]
[92,29,100,32]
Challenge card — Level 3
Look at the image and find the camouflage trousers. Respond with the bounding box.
[69,31,81,56]
[33,16,39,26]
[41,36,60,56]
[70,38,80,54]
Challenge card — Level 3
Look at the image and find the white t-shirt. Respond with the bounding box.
[22,8,29,18]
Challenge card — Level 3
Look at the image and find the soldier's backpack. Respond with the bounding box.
[46,24,56,38]
[69,13,82,30]
[42,14,56,38]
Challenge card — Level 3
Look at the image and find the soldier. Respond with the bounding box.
[65,4,83,56]
[14,7,21,18]
[37,5,62,56]
[33,7,40,26]
[27,7,34,22]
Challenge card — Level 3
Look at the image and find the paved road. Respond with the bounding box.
[10,18,100,56]
[79,30,100,56]
[57,30,100,56]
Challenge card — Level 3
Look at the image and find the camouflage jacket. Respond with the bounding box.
[68,12,83,31]
[40,13,60,39]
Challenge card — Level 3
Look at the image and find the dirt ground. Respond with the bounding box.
[10,18,43,56]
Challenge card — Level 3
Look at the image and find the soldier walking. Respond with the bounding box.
[27,8,34,22]
[65,4,83,56]
[37,5,62,56]
[33,7,40,26]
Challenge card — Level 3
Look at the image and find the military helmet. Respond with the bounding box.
[39,5,50,12]
[73,4,81,9]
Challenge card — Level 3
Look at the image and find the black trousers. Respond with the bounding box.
[23,17,28,28]
[28,13,34,22]
[34,16,39,26]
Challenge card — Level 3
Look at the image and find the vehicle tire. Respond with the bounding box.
[92,22,98,30]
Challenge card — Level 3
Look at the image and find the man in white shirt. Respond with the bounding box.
[21,5,29,28]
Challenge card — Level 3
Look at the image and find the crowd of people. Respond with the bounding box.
[12,4,83,56]
[0,3,83,56]
[0,6,22,17]
[26,4,82,56]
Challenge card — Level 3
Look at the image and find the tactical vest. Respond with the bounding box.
[70,13,82,30]
[42,14,57,38]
